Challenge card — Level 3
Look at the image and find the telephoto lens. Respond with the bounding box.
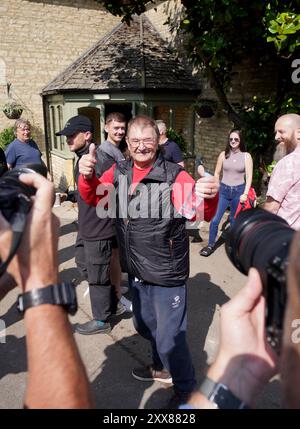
[225,208,295,353]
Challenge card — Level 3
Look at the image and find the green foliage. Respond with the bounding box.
[97,0,150,23]
[100,1,299,60]
[178,1,265,86]
[265,160,277,175]
[239,95,299,161]
[266,11,300,54]
[101,0,299,167]
[239,97,277,158]
[166,127,188,155]
[0,127,14,150]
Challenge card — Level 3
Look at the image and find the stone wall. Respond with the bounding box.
[51,152,75,191]
[0,0,120,151]
[154,104,194,152]
[194,114,232,173]
[146,0,183,43]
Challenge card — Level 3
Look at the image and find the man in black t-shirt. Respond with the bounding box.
[56,115,121,335]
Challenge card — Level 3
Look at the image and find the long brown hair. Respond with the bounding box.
[225,129,246,158]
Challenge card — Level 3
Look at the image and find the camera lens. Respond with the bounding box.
[226,208,295,284]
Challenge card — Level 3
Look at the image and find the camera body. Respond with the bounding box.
[226,208,295,353]
[0,164,48,277]
[0,164,47,222]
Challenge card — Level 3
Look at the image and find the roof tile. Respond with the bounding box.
[42,15,199,94]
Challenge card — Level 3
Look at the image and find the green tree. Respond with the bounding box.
[98,0,299,174]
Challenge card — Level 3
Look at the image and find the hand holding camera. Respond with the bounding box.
[208,268,278,408]
[226,208,295,353]
[0,166,60,292]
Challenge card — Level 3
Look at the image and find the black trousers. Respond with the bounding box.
[75,234,118,321]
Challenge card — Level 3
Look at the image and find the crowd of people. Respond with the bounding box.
[0,112,300,409]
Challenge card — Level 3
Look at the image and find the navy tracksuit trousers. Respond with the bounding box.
[129,277,196,394]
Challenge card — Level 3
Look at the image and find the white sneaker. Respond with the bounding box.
[121,286,129,295]
[120,296,132,312]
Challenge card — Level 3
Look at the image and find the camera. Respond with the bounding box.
[0,164,48,276]
[225,208,296,353]
[0,164,47,221]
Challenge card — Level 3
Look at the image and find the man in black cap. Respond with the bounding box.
[56,115,124,334]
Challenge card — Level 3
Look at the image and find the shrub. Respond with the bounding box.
[0,127,15,150]
[166,127,188,155]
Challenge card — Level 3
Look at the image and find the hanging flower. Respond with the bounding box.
[2,101,23,119]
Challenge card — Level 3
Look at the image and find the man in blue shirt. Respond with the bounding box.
[156,120,184,167]
[5,118,42,169]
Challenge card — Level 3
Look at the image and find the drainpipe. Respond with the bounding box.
[42,94,51,173]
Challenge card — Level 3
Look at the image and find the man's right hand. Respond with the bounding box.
[79,143,97,180]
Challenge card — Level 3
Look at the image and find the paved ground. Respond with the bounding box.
[0,201,281,409]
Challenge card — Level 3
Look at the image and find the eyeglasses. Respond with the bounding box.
[18,127,31,132]
[229,137,239,142]
[129,138,156,148]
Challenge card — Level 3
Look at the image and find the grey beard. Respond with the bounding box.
[273,143,287,162]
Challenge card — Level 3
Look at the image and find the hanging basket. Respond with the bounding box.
[2,102,23,119]
[195,100,217,118]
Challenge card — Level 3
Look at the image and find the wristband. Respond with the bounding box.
[199,377,250,409]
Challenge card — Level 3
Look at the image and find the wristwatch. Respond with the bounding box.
[199,377,250,409]
[17,283,78,315]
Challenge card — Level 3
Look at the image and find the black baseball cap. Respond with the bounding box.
[56,115,93,136]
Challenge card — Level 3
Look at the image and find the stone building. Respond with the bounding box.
[42,14,200,189]
[0,0,120,147]
[0,0,280,186]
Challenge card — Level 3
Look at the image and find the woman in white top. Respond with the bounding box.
[200,130,253,256]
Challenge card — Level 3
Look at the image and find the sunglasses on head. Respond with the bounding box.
[229,137,239,142]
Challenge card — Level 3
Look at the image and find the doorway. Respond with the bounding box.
[78,106,101,144]
[104,103,133,123]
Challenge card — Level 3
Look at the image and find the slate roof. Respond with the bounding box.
[42,15,200,94]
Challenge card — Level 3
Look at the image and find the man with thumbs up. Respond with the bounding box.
[78,115,219,407]
[56,115,121,335]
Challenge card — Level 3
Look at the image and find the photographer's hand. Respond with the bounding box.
[0,173,58,291]
[210,268,278,405]
[15,173,59,291]
[188,269,278,409]
[0,173,93,408]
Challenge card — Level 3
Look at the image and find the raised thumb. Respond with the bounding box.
[198,164,205,178]
[89,143,96,158]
